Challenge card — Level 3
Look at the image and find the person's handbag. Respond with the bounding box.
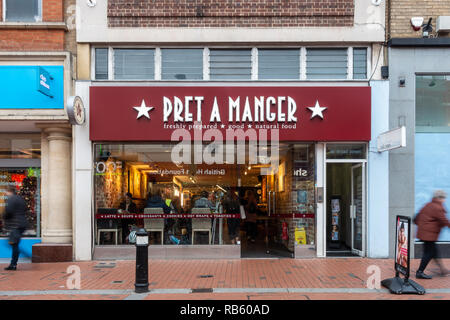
[240,205,246,219]
[128,230,137,244]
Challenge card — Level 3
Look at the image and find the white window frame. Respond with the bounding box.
[160,47,205,81]
[3,0,42,22]
[203,48,210,81]
[251,47,258,81]
[305,46,351,81]
[154,48,162,81]
[256,47,302,81]
[351,46,371,81]
[91,45,371,82]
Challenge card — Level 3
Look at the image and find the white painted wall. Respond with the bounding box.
[367,80,389,258]
[76,0,385,44]
[316,143,326,257]
[72,81,93,261]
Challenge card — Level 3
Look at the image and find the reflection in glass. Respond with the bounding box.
[416,75,450,133]
[0,168,40,237]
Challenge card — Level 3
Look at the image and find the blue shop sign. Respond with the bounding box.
[0,65,64,109]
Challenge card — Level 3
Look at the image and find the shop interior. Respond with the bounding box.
[326,163,358,257]
[0,134,41,237]
[94,143,316,258]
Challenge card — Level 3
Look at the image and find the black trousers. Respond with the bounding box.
[418,241,441,272]
[227,218,240,239]
[245,221,257,239]
[9,228,25,266]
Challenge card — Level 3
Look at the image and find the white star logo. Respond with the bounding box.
[133,99,154,119]
[307,100,327,119]
[248,124,252,129]
[220,124,226,129]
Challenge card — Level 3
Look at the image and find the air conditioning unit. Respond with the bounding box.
[436,16,450,33]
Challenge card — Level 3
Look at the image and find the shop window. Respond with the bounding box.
[415,75,450,241]
[0,134,41,159]
[93,143,316,255]
[114,49,155,80]
[5,0,41,22]
[209,49,252,80]
[161,49,203,80]
[0,169,41,237]
[95,48,109,80]
[326,144,366,160]
[0,134,41,237]
[353,48,367,80]
[416,75,450,133]
[258,49,300,80]
[306,48,348,80]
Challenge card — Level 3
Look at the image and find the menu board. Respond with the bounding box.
[395,215,411,276]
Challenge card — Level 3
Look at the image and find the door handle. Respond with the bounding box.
[268,192,271,216]
[273,192,276,215]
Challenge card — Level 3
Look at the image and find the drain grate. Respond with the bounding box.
[192,288,213,293]
[111,280,123,284]
[198,275,214,278]
[94,262,116,269]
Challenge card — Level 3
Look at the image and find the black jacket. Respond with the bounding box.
[4,194,28,230]
[119,201,137,213]
[145,196,171,214]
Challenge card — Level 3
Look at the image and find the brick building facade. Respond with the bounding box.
[0,0,74,51]
[386,0,450,258]
[107,0,354,28]
[72,0,389,261]
[0,0,77,262]
[387,0,450,38]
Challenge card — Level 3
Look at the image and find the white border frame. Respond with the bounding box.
[91,45,372,82]
[350,163,366,256]
[322,142,368,257]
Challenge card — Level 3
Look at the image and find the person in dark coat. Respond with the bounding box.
[414,190,450,279]
[145,187,171,214]
[223,188,241,244]
[3,186,28,271]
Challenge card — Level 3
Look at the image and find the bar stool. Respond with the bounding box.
[97,229,122,245]
[191,208,213,244]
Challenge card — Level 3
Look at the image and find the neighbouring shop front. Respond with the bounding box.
[0,134,42,258]
[81,84,385,260]
[388,39,450,258]
[0,63,72,261]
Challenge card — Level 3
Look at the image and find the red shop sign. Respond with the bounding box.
[90,86,371,141]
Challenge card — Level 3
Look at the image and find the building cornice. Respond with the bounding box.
[388,37,450,47]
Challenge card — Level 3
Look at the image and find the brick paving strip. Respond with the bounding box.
[0,258,449,300]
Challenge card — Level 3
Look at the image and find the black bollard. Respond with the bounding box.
[134,228,149,293]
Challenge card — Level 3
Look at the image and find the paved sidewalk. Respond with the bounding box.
[0,258,449,300]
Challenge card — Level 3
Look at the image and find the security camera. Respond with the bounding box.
[371,0,382,6]
[422,18,433,38]
[411,17,424,31]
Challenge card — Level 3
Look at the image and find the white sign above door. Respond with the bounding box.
[377,126,406,152]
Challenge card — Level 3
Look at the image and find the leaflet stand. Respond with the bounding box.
[381,215,425,295]
[329,196,341,249]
